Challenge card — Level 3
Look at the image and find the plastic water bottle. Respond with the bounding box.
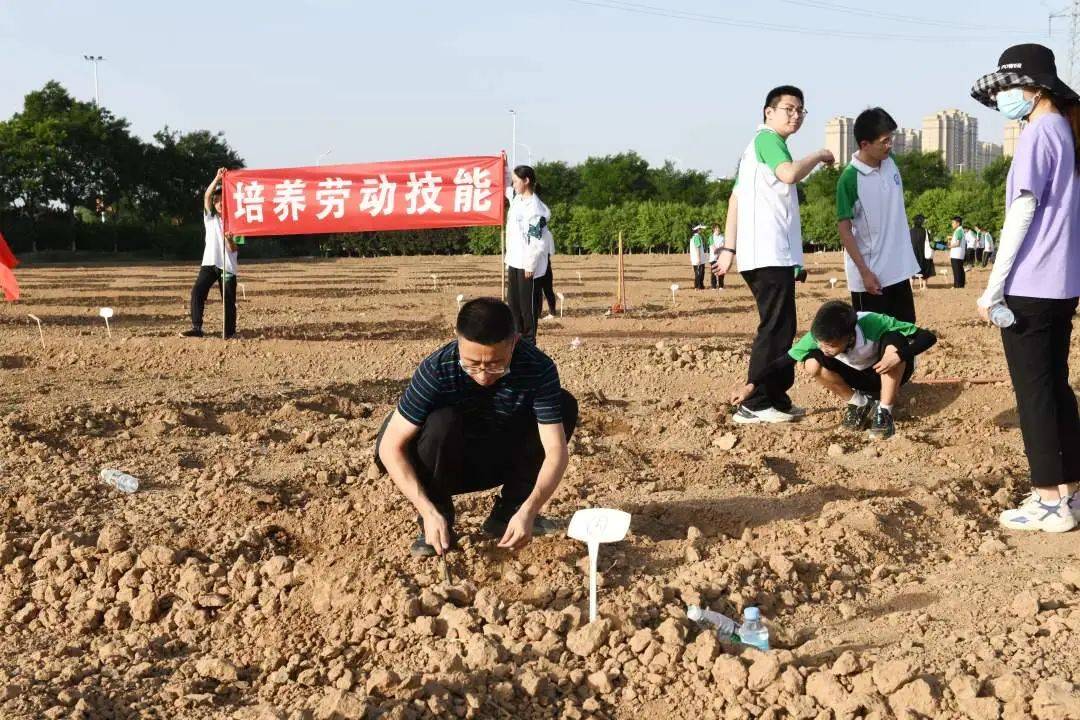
[739,607,770,651]
[687,604,741,641]
[100,469,139,494]
[570,337,582,350]
[989,304,1015,328]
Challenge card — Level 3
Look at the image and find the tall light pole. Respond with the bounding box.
[509,109,517,169]
[83,55,104,104]
[516,142,533,165]
[316,148,333,166]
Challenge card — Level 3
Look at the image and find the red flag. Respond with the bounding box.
[0,231,18,269]
[0,265,18,302]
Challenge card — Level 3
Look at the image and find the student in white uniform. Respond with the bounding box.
[981,228,995,267]
[689,224,708,289]
[964,225,979,269]
[949,216,967,288]
[537,222,557,320]
[708,223,726,289]
[504,165,550,344]
[181,168,239,338]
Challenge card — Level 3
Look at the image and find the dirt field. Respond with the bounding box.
[1,252,1078,720]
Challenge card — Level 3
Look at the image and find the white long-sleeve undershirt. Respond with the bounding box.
[977,192,1037,309]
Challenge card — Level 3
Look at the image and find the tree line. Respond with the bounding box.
[0,81,1009,259]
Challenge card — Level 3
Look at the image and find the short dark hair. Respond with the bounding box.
[456,297,515,345]
[811,301,858,344]
[854,107,898,146]
[952,215,963,224]
[763,85,804,121]
[513,165,537,193]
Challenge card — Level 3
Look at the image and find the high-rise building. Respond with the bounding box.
[922,109,979,173]
[1003,120,1022,157]
[825,116,856,164]
[891,127,921,155]
[975,142,1004,173]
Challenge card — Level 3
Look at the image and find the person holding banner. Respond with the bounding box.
[505,165,551,344]
[375,297,576,556]
[181,168,238,338]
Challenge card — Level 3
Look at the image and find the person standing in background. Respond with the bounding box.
[910,214,936,283]
[504,165,551,344]
[689,224,708,289]
[709,222,726,289]
[981,226,995,267]
[181,168,239,339]
[537,218,557,320]
[949,216,967,288]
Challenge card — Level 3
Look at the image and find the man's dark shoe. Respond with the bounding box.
[869,406,895,439]
[179,328,204,338]
[842,401,875,430]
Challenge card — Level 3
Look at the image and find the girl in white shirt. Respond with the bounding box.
[181,168,239,338]
[504,165,551,343]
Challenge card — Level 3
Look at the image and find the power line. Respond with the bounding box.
[777,0,1050,34]
[567,0,1064,42]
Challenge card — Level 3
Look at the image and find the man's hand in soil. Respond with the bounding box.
[497,507,535,550]
[421,509,451,555]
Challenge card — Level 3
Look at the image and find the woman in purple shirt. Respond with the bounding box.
[971,44,1080,532]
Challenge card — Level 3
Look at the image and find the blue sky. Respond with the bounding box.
[0,0,1070,178]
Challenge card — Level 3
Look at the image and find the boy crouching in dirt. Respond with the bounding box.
[731,300,936,439]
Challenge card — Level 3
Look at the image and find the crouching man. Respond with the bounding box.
[376,297,577,557]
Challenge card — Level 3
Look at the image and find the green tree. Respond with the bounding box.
[894,151,950,198]
[648,160,713,205]
[139,127,244,223]
[533,160,580,206]
[575,151,654,208]
[981,155,1012,190]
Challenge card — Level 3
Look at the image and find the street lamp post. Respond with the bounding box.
[83,55,104,104]
[509,109,517,169]
[516,143,533,166]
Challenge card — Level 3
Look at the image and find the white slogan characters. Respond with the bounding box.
[360,175,396,216]
[453,167,493,213]
[405,171,443,215]
[316,178,352,220]
[273,180,307,222]
[233,181,266,223]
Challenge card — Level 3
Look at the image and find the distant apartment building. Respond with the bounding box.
[1003,120,1022,157]
[825,116,857,164]
[922,109,979,173]
[975,141,1004,173]
[891,127,921,155]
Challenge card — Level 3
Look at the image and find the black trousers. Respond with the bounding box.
[805,348,914,398]
[742,266,797,412]
[981,251,994,268]
[538,255,557,315]
[1000,296,1080,488]
[850,279,916,323]
[693,264,706,289]
[974,248,984,265]
[950,259,966,288]
[190,265,237,335]
[375,390,579,525]
[507,266,543,343]
[709,262,724,289]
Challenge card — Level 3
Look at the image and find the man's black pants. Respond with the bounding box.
[190,265,237,335]
[850,279,916,323]
[375,390,579,526]
[693,264,706,290]
[950,259,966,288]
[742,266,797,412]
[507,266,543,343]
[1001,296,1080,489]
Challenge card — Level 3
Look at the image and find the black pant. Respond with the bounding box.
[950,259,966,288]
[806,348,914,398]
[981,251,993,268]
[709,263,724,289]
[850,279,916,323]
[190,265,237,335]
[374,390,578,525]
[1000,296,1080,488]
[742,266,797,412]
[538,256,557,315]
[693,264,706,289]
[974,248,984,265]
[507,266,543,343]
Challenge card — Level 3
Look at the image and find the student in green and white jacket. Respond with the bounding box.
[730,300,937,439]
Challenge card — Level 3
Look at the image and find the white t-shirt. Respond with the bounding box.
[733,126,803,272]
[836,154,921,292]
[982,232,994,254]
[505,193,550,277]
[201,213,238,275]
[965,229,979,250]
[689,233,707,266]
[709,232,725,263]
[949,227,967,260]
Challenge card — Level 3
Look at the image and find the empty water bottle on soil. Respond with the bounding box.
[100,469,139,494]
[687,604,740,641]
[739,607,770,650]
[989,304,1015,328]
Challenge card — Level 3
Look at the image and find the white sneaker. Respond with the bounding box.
[999,491,1077,533]
[540,313,557,322]
[732,405,794,425]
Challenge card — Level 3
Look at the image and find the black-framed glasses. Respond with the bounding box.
[775,105,809,118]
[458,360,510,377]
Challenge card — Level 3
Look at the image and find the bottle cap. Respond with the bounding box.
[743,606,760,621]
[686,605,702,622]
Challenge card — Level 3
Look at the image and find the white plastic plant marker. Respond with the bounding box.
[577,271,583,285]
[27,314,45,350]
[828,277,838,289]
[456,293,465,310]
[431,274,439,291]
[240,283,247,300]
[99,307,113,338]
[557,292,566,317]
[568,508,631,623]
[670,283,679,304]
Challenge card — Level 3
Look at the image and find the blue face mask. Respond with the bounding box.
[996,88,1035,120]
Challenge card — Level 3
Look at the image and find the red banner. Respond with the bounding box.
[222,155,505,237]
